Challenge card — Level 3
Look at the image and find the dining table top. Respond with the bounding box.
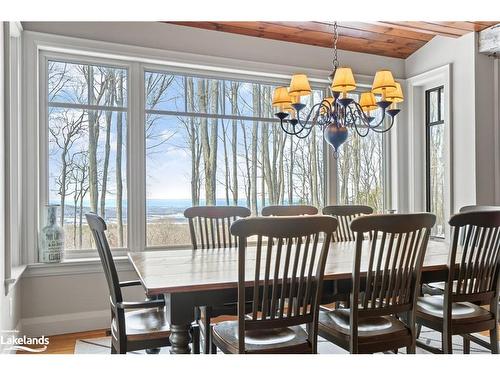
[128,239,451,296]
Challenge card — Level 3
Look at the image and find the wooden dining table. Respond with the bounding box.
[128,239,450,354]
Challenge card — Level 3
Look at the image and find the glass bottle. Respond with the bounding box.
[38,205,64,263]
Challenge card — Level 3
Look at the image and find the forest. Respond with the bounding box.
[48,61,385,251]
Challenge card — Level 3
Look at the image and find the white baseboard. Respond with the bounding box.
[21,309,110,337]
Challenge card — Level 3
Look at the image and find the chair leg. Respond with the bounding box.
[463,337,470,354]
[416,323,422,339]
[211,339,217,354]
[406,343,416,354]
[192,324,201,354]
[442,330,453,354]
[111,344,117,354]
[490,326,499,354]
[200,307,212,354]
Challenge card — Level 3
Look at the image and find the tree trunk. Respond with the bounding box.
[199,79,219,205]
[222,120,230,205]
[87,66,100,213]
[115,73,124,246]
[251,84,259,215]
[186,77,200,206]
[231,82,239,205]
[241,122,251,208]
[100,73,115,218]
[310,126,319,207]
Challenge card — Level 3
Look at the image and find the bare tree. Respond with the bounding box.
[199,79,219,205]
[100,69,116,218]
[115,71,125,246]
[250,84,259,214]
[49,109,85,226]
[230,82,239,205]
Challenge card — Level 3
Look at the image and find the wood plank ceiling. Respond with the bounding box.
[167,21,499,59]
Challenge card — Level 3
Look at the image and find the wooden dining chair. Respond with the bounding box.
[459,205,500,213]
[211,215,338,353]
[423,205,500,297]
[261,205,318,217]
[322,205,373,242]
[184,206,251,250]
[85,213,200,354]
[321,205,374,308]
[184,206,251,353]
[318,213,436,353]
[416,210,500,354]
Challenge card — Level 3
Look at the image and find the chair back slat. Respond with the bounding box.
[85,213,123,304]
[261,205,318,217]
[184,206,251,249]
[323,205,373,242]
[350,213,435,317]
[448,211,500,301]
[230,215,338,353]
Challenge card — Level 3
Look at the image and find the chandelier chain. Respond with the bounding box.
[332,21,339,68]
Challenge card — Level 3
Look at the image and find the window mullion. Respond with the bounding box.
[127,62,146,252]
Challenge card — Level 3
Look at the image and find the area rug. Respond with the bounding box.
[74,329,490,354]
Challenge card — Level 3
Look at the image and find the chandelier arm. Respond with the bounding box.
[350,101,384,128]
[295,102,324,129]
[294,126,314,139]
[280,120,304,136]
[353,122,371,138]
[371,115,396,134]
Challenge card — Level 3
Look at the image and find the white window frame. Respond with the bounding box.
[406,64,452,240]
[4,21,25,293]
[23,30,393,261]
[39,51,135,259]
[141,64,329,249]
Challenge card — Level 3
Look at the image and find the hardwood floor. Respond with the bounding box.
[17,329,109,354]
[15,323,500,354]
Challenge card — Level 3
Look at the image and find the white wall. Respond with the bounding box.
[1,22,22,352]
[474,41,497,205]
[21,266,143,336]
[405,33,499,210]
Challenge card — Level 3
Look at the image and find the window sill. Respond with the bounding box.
[23,256,133,278]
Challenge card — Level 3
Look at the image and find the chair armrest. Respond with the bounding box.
[119,280,143,288]
[117,299,165,310]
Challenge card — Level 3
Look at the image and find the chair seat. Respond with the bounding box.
[318,309,410,341]
[417,295,493,323]
[112,307,170,342]
[211,321,312,354]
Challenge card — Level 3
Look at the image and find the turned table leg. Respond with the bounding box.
[169,324,191,354]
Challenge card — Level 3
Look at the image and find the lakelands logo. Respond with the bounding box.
[1,330,49,353]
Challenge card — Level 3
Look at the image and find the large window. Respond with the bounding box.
[46,59,128,251]
[144,72,325,247]
[425,86,445,237]
[41,52,391,255]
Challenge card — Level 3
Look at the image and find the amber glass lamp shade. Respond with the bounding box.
[386,82,404,103]
[359,92,377,112]
[272,86,292,107]
[288,74,312,97]
[331,67,356,92]
[289,92,301,104]
[278,102,294,113]
[371,70,396,94]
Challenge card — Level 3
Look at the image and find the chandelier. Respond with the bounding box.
[272,22,404,157]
